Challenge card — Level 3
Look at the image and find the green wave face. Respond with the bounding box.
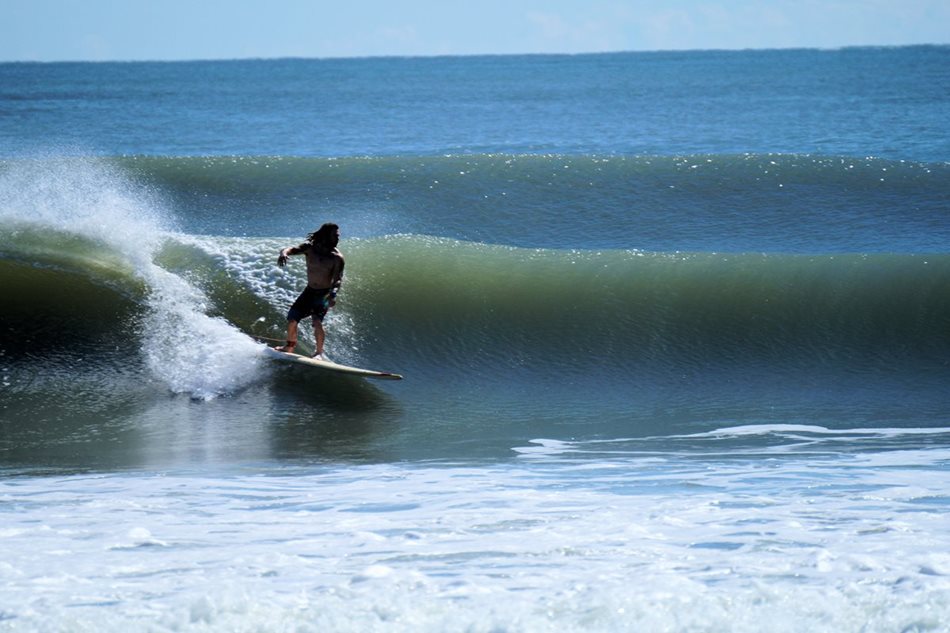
[5,229,950,371]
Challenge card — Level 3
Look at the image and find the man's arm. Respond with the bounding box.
[277,245,305,267]
[333,254,345,288]
[326,254,345,308]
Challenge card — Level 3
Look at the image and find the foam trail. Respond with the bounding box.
[0,156,263,399]
[141,264,265,400]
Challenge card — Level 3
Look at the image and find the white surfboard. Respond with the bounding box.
[263,346,403,380]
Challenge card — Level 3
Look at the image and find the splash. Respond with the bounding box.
[0,155,263,399]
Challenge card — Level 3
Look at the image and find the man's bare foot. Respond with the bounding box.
[274,341,296,353]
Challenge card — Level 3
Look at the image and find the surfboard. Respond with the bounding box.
[262,346,403,380]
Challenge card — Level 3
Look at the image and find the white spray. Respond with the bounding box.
[0,155,264,399]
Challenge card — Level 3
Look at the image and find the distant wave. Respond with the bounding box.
[109,152,948,188]
[5,153,950,252]
[113,153,950,253]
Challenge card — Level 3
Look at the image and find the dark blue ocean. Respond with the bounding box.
[2,47,950,631]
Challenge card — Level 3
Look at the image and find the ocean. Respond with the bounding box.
[1,46,950,631]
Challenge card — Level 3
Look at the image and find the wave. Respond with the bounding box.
[13,152,946,252]
[3,155,950,400]
[111,152,948,191]
[285,236,950,367]
[7,231,949,373]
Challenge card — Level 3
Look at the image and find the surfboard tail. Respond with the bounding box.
[262,346,403,380]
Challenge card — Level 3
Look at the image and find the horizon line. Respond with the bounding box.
[2,42,947,65]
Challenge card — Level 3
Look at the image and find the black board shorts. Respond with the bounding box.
[287,287,334,323]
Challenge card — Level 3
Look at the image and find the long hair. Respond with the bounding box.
[307,223,339,252]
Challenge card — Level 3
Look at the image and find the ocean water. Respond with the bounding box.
[2,46,950,631]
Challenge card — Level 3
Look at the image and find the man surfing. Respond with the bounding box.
[274,223,345,360]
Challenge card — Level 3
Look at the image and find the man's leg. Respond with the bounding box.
[313,320,325,358]
[277,320,299,352]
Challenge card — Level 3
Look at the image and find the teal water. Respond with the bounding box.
[2,47,948,160]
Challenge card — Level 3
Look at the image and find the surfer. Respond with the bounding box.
[274,223,345,360]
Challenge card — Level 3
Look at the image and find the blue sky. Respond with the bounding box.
[2,0,949,62]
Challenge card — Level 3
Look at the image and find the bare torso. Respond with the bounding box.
[301,245,344,289]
